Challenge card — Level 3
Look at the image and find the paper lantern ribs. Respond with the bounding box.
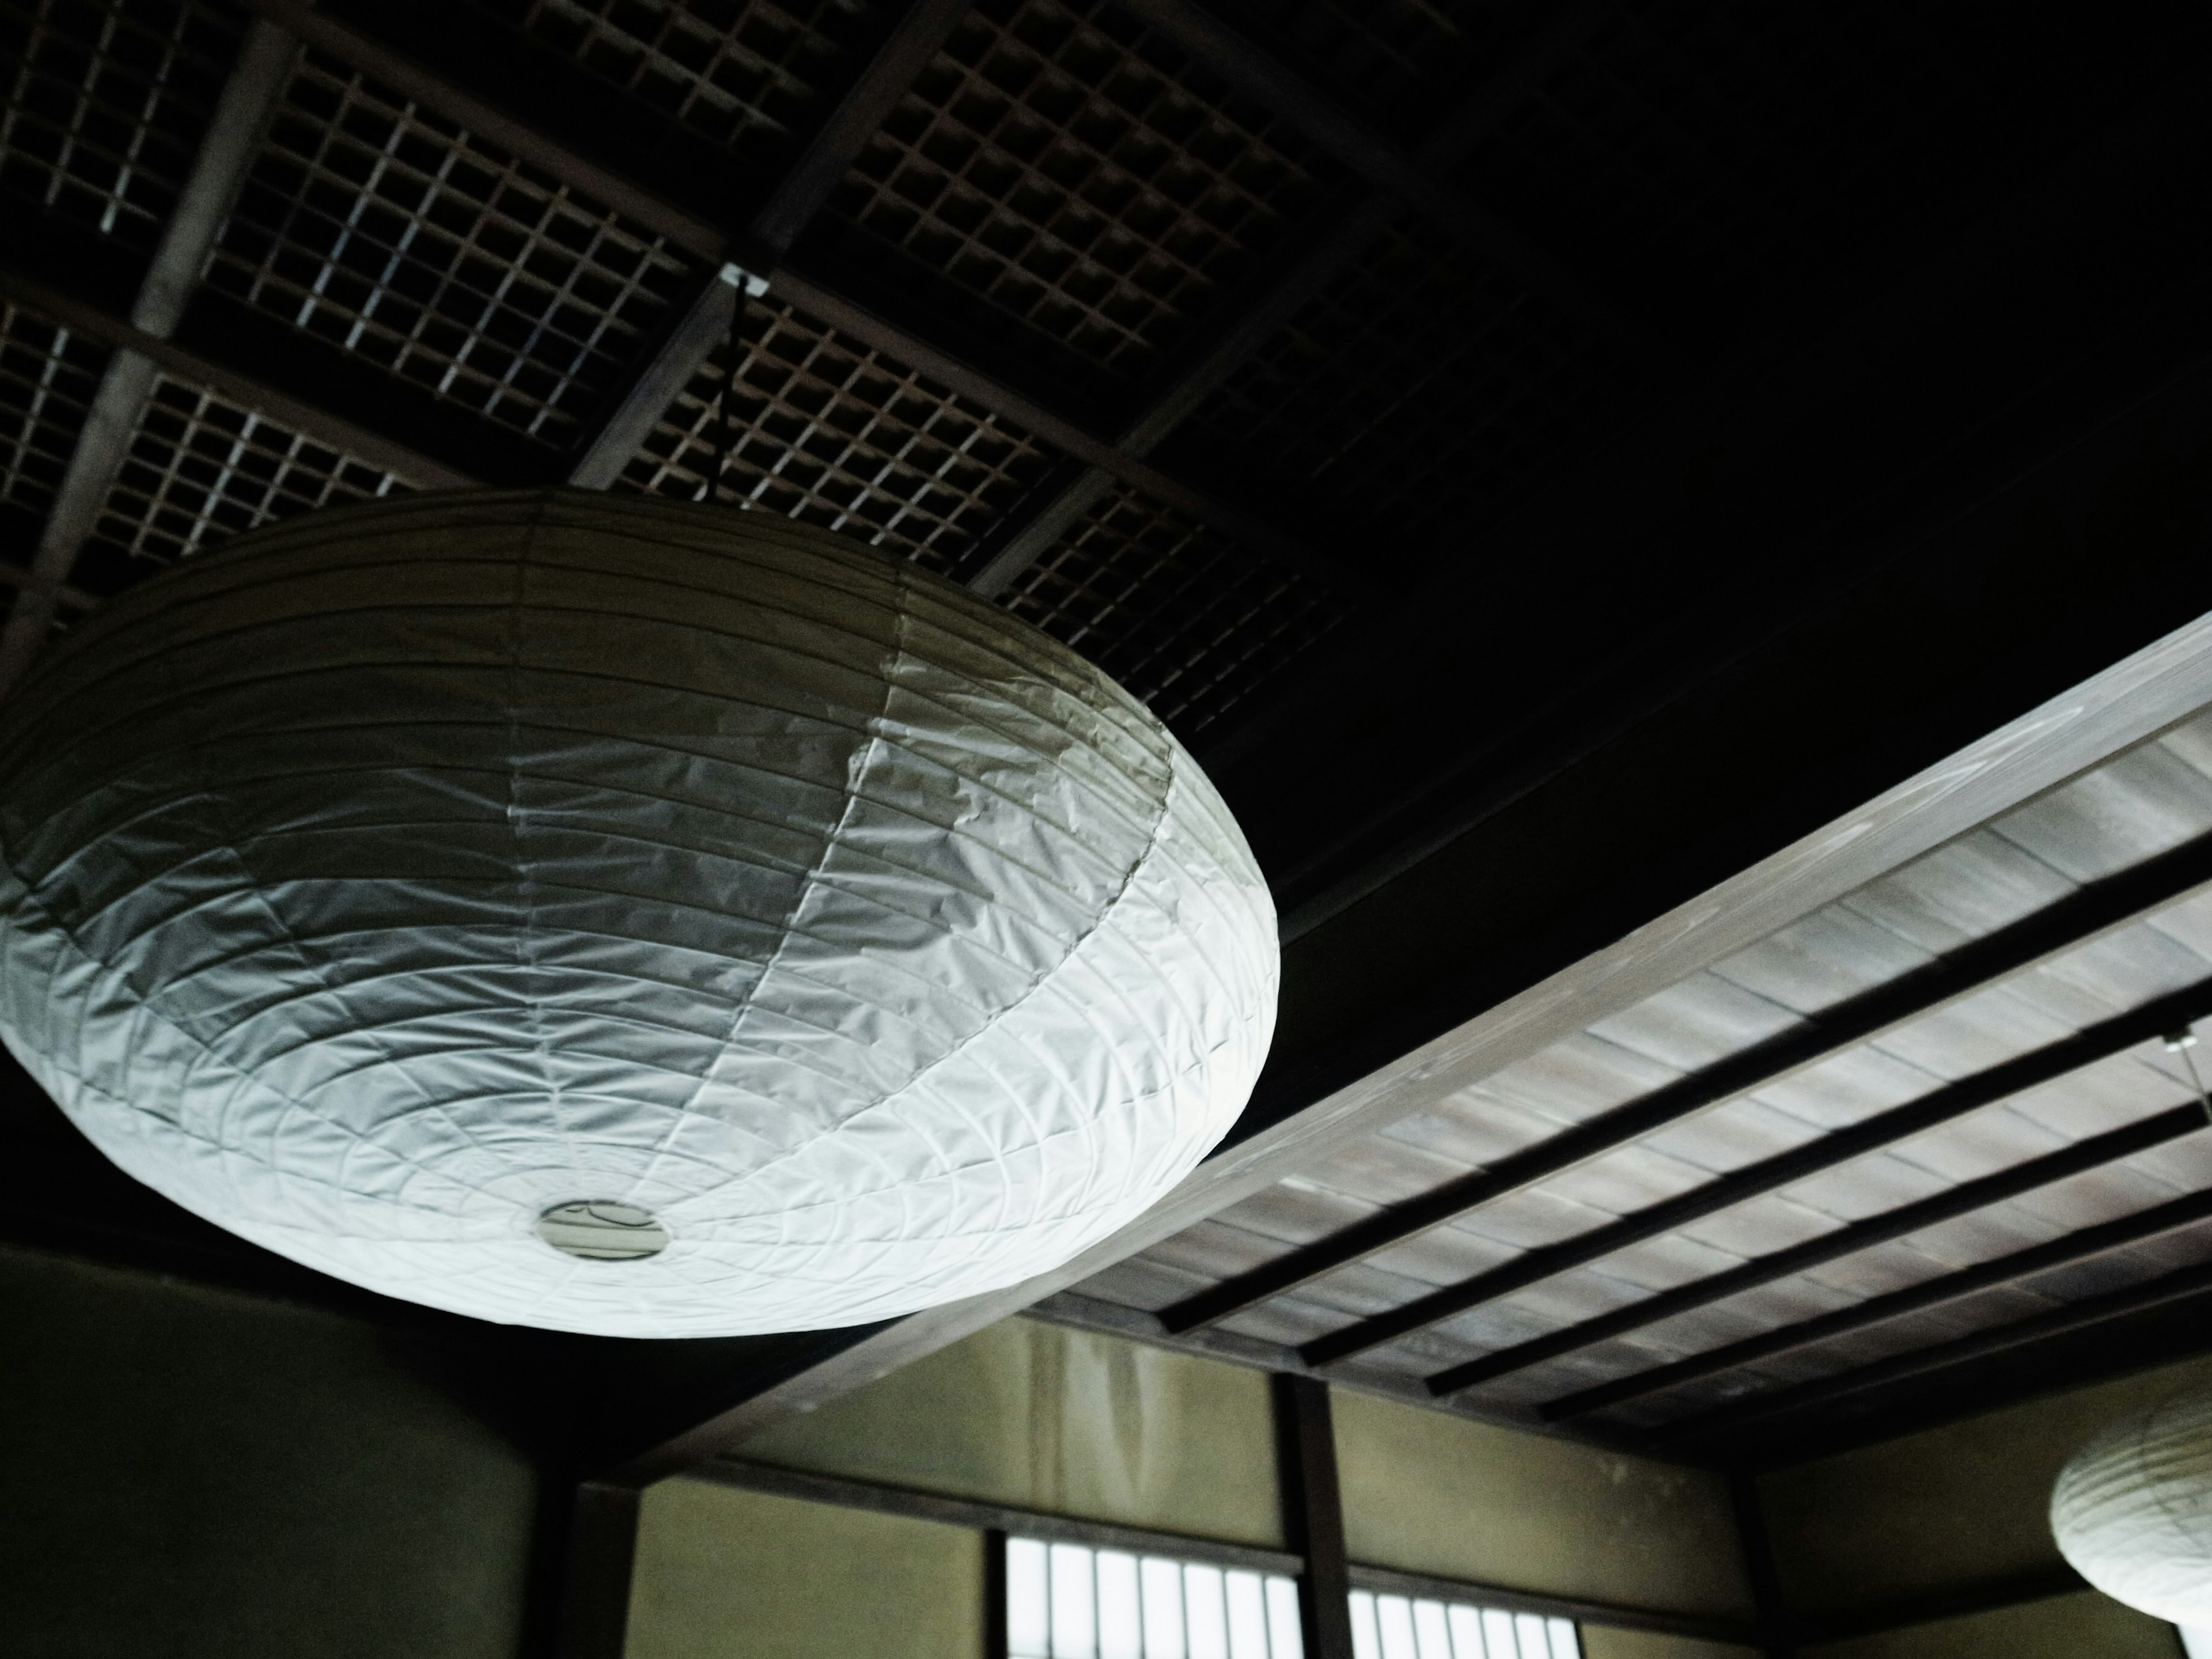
[0,490,1278,1337]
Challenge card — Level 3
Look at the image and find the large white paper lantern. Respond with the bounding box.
[0,490,1277,1337]
[2053,1388,2212,1624]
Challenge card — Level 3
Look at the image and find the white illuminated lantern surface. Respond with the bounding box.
[2053,1388,2212,1626]
[0,491,1278,1336]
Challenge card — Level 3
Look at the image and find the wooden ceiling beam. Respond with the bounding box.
[964,1,1624,600]
[588,604,2212,1482]
[1642,1251,2212,1456]
[1545,1178,2212,1425]
[1418,1091,2212,1394]
[240,0,1362,589]
[1300,986,2212,1362]
[1111,0,1674,358]
[1316,994,2212,1374]
[568,0,972,490]
[0,18,300,697]
[0,266,475,494]
[1165,828,2212,1339]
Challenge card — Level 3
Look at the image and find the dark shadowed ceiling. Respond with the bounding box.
[12,0,2212,1475]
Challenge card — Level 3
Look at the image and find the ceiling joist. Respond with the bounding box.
[965,0,1635,600]
[1421,1088,2212,1394]
[1168,828,2212,1338]
[232,0,1363,596]
[1547,1179,2212,1425]
[0,16,299,692]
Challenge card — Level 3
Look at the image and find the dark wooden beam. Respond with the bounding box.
[1110,0,1671,357]
[1728,1473,1797,1659]
[691,1453,1750,1640]
[693,1459,1303,1574]
[248,0,722,260]
[958,460,1116,593]
[243,0,1360,591]
[552,1482,643,1659]
[1544,1180,2212,1424]
[569,0,971,488]
[0,561,96,613]
[569,266,751,490]
[748,0,972,262]
[1415,1093,2212,1393]
[581,611,2212,1484]
[963,187,1397,598]
[1164,828,2212,1338]
[760,268,1373,593]
[1273,1374,1355,1659]
[964,0,1626,599]
[1024,1288,1661,1456]
[1788,1566,2090,1645]
[1300,982,2212,1371]
[0,267,474,492]
[1643,1254,2212,1452]
[984,1531,1009,1659]
[0,17,300,695]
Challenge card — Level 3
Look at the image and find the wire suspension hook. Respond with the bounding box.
[695,324,740,505]
[2165,1027,2212,1126]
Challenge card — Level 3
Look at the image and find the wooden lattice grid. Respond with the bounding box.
[0,0,244,250]
[1189,213,1647,537]
[203,47,700,450]
[456,0,881,162]
[820,0,1340,377]
[999,478,1347,733]
[0,297,111,550]
[78,374,406,586]
[1206,0,1521,138]
[617,291,1062,578]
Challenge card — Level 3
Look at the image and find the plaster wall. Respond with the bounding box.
[1330,1389,1753,1618]
[738,1316,1283,1545]
[1579,1634,1757,1659]
[0,1243,540,1659]
[646,1317,1760,1659]
[1801,1589,2175,1659]
[627,1480,982,1659]
[1759,1351,2212,1615]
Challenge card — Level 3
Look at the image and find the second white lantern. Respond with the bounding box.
[2053,1388,2212,1626]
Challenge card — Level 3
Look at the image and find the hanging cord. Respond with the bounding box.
[695,329,740,505]
[718,335,737,501]
[2164,1027,2212,1126]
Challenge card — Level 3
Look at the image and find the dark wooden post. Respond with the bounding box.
[1728,1470,1797,1659]
[983,1529,1012,1659]
[554,1480,645,1659]
[1273,1373,1355,1659]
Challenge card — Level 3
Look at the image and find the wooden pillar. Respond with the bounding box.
[1729,1469,1798,1659]
[1273,1373,1356,1659]
[554,1480,645,1659]
[984,1529,1011,1659]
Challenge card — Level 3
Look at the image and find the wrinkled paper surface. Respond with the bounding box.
[0,490,1277,1336]
[2054,1387,2212,1624]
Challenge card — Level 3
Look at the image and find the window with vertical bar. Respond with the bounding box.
[1004,1540,1584,1659]
[1005,1537,1305,1659]
[1349,1590,1580,1659]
